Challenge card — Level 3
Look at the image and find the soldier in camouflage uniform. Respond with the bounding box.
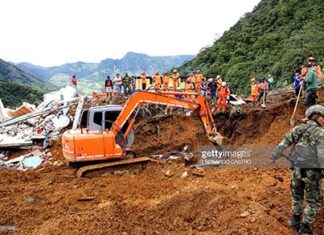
[122,72,132,95]
[270,105,324,235]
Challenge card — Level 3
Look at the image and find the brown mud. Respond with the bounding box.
[0,87,323,235]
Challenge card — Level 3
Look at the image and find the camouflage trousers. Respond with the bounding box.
[291,169,323,224]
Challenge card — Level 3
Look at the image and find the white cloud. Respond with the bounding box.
[0,0,261,66]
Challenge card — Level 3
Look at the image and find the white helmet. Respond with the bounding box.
[221,81,226,87]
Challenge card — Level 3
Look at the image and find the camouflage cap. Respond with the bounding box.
[306,105,324,119]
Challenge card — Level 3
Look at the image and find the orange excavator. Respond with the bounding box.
[62,91,223,176]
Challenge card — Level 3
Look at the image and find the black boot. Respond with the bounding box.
[298,223,318,235]
[288,214,301,232]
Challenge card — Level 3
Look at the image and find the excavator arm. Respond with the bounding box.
[110,91,224,145]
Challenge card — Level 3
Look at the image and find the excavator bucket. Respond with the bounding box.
[208,130,227,146]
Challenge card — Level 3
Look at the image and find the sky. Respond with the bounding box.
[0,0,261,67]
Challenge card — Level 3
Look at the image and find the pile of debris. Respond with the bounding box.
[0,86,79,170]
[0,149,63,170]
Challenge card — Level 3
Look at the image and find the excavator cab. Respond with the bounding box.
[62,105,134,163]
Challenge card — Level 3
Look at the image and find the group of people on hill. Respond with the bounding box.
[104,73,136,98]
[250,75,273,106]
[293,55,323,109]
[70,55,322,114]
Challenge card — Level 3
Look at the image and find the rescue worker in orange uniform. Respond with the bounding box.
[216,75,223,91]
[187,72,196,89]
[251,78,260,106]
[195,69,203,94]
[153,72,161,91]
[162,72,170,90]
[140,72,147,90]
[184,80,195,99]
[308,56,323,81]
[172,69,180,90]
[217,81,230,113]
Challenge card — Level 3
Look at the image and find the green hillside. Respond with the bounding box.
[178,0,324,94]
[0,59,53,108]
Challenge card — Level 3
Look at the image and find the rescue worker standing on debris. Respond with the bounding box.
[217,81,229,113]
[172,69,180,90]
[195,69,203,94]
[187,72,196,91]
[140,72,147,90]
[250,78,259,106]
[153,72,161,91]
[270,105,324,235]
[184,80,195,99]
[162,72,170,90]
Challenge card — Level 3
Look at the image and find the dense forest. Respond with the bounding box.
[177,0,324,94]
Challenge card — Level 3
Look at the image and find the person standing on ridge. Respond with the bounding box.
[195,69,203,94]
[201,78,207,97]
[250,78,259,106]
[258,78,269,103]
[293,70,302,97]
[122,72,132,95]
[153,72,161,91]
[208,78,217,101]
[140,72,147,90]
[105,76,113,99]
[269,105,324,235]
[114,73,123,95]
[172,69,180,90]
[267,74,274,90]
[187,72,196,91]
[162,72,170,90]
[216,81,229,113]
[302,63,318,108]
[71,75,78,95]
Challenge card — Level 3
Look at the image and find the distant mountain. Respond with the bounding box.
[0,59,53,108]
[17,52,194,94]
[177,0,324,94]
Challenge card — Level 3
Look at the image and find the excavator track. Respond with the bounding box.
[76,157,151,178]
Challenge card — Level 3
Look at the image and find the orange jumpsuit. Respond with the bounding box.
[153,75,161,90]
[162,75,169,90]
[217,86,229,112]
[195,73,203,93]
[251,83,260,101]
[172,72,180,89]
[314,65,323,80]
[185,82,195,99]
[301,67,308,78]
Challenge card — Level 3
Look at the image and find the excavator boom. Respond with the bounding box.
[110,91,223,145]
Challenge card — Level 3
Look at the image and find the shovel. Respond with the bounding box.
[261,90,266,108]
[290,83,303,127]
